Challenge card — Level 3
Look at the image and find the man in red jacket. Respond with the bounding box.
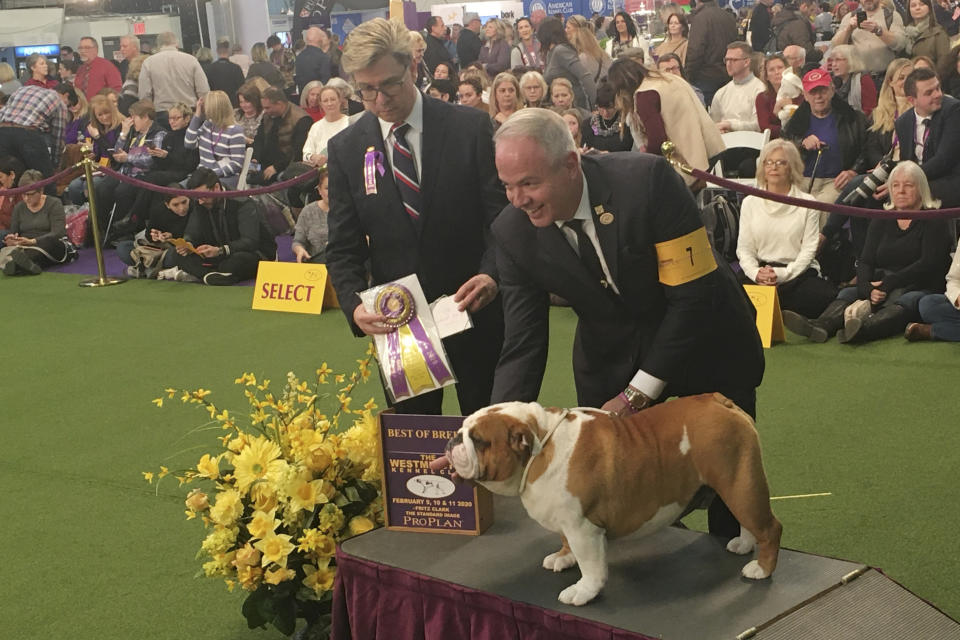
[74,37,122,99]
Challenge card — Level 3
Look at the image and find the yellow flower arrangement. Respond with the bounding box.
[146,346,384,638]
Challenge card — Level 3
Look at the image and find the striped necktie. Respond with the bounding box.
[390,121,422,221]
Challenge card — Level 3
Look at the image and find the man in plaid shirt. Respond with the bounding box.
[0,85,68,188]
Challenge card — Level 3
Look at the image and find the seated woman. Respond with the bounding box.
[235,81,264,145]
[909,235,960,341]
[299,80,324,122]
[185,90,246,189]
[549,77,589,120]
[827,45,878,116]
[66,94,123,205]
[116,188,191,278]
[581,81,633,152]
[490,72,524,127]
[737,140,836,318]
[292,168,329,264]
[783,161,953,343]
[519,71,548,108]
[1,170,72,276]
[302,86,349,168]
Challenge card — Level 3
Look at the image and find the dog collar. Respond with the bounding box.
[518,409,569,494]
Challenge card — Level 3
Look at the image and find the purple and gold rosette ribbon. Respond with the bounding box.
[364,147,385,195]
[375,283,453,399]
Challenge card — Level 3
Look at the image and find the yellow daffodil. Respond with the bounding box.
[193,388,211,400]
[164,387,177,398]
[209,489,243,526]
[232,436,283,493]
[142,471,154,483]
[152,398,164,408]
[287,475,332,513]
[158,466,169,479]
[302,562,336,596]
[250,484,278,513]
[348,516,375,537]
[253,533,295,568]
[196,454,219,480]
[246,509,280,540]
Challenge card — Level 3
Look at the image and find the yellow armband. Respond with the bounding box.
[655,227,717,286]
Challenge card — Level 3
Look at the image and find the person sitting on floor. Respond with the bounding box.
[292,167,329,264]
[783,161,952,343]
[1,170,73,276]
[163,167,276,285]
[908,234,960,341]
[737,140,837,318]
[116,187,191,278]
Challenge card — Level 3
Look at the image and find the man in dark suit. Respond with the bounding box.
[326,18,506,416]
[457,14,483,67]
[424,16,455,75]
[887,68,960,208]
[205,39,245,107]
[491,109,764,537]
[295,26,333,94]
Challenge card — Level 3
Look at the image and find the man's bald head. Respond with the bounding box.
[305,26,323,47]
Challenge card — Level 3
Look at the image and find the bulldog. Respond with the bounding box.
[440,394,782,606]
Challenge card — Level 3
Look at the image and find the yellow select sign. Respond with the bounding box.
[252,261,329,315]
[743,284,785,348]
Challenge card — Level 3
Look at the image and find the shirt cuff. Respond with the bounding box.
[628,369,666,400]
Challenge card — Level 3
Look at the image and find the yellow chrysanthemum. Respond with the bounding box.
[348,516,375,537]
[233,436,283,493]
[196,454,220,480]
[209,490,243,526]
[264,567,296,585]
[247,509,280,541]
[253,533,295,568]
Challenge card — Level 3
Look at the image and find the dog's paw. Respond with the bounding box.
[741,560,771,580]
[542,550,577,572]
[558,579,601,606]
[726,532,757,555]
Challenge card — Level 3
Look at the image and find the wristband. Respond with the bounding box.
[617,392,639,414]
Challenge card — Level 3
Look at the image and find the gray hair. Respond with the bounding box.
[755,139,805,190]
[121,35,141,50]
[494,108,577,168]
[325,77,353,97]
[827,44,863,74]
[520,70,548,94]
[158,32,179,48]
[341,18,412,75]
[883,161,941,210]
[299,80,324,108]
[484,18,507,42]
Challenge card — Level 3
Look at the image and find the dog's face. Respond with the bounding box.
[445,402,544,495]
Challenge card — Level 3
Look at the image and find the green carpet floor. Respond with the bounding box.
[2,272,957,639]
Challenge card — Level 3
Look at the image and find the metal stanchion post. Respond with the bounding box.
[78,145,125,288]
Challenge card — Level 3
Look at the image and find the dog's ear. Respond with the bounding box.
[508,425,533,461]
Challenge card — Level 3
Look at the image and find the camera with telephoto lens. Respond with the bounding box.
[841,156,897,205]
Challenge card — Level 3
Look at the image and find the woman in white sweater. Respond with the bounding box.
[737,139,836,317]
[302,86,350,168]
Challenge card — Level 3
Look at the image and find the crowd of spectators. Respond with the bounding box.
[2,4,960,343]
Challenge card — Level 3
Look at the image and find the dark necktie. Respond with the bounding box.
[390,121,422,222]
[917,117,931,161]
[564,219,610,291]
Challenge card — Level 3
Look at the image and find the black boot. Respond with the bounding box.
[840,305,909,344]
[783,299,847,343]
[2,248,41,276]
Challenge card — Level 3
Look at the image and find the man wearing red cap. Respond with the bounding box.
[783,69,868,209]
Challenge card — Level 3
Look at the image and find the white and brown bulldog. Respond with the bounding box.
[441,394,782,606]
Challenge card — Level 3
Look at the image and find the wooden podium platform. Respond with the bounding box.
[332,496,960,639]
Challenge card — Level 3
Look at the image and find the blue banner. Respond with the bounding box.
[523,0,617,21]
[329,8,390,43]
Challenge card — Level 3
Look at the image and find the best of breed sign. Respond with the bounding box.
[252,261,336,315]
[378,413,493,535]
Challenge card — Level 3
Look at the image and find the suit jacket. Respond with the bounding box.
[457,29,482,67]
[491,153,764,407]
[295,45,332,93]
[894,96,960,207]
[326,96,507,337]
[205,58,246,107]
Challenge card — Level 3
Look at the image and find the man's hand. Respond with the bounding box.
[601,393,635,417]
[352,304,394,335]
[454,274,498,313]
[834,169,857,190]
[195,244,220,258]
[263,166,278,181]
[293,244,311,263]
[802,134,823,151]
[860,19,880,34]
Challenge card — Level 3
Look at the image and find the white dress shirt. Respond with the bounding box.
[378,90,424,180]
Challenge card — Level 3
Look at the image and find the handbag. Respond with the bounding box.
[64,206,89,247]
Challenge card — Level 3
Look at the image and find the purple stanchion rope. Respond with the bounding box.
[93,165,318,199]
[692,168,960,220]
[0,164,81,196]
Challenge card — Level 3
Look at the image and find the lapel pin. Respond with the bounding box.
[598,210,615,225]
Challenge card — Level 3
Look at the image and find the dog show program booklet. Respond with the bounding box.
[378,412,493,535]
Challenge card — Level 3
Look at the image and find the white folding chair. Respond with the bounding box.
[236,147,255,191]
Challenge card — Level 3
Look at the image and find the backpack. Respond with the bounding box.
[699,190,741,265]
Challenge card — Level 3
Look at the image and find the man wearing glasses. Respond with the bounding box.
[74,37,122,100]
[325,18,506,416]
[709,42,766,133]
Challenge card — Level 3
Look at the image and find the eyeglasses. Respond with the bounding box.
[724,57,748,64]
[763,159,789,168]
[356,76,406,102]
